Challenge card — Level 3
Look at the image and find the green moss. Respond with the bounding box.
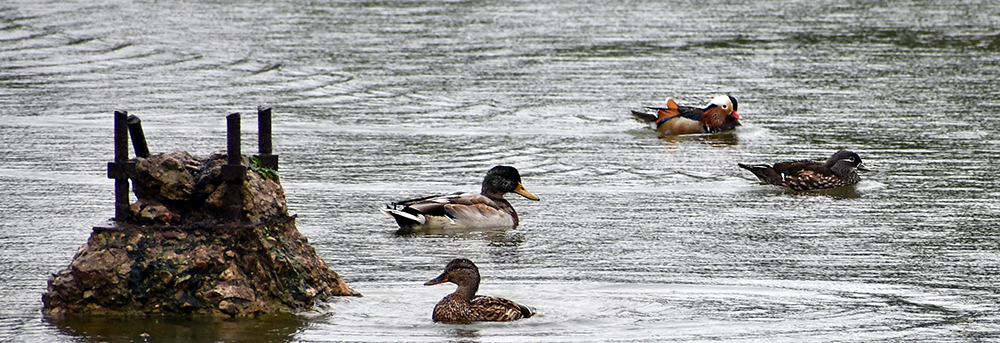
[249,157,278,180]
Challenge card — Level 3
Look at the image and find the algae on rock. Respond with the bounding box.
[43,151,358,317]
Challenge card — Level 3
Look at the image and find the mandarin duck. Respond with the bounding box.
[738,150,871,191]
[425,258,535,324]
[381,166,539,234]
[631,94,742,135]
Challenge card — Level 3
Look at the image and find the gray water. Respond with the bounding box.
[2,0,1000,342]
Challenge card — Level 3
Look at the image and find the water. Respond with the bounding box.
[2,0,1000,341]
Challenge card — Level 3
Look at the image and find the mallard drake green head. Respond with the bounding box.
[381,166,539,234]
[425,258,534,324]
[631,94,742,135]
[481,165,538,200]
[739,150,870,191]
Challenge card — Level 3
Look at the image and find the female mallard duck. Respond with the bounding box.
[381,165,539,234]
[631,94,742,135]
[738,150,871,191]
[425,258,534,323]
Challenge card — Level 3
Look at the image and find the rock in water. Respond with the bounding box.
[42,151,358,317]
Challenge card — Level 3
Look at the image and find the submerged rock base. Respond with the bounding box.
[43,151,358,317]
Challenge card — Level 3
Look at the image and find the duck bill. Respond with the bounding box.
[424,273,448,286]
[857,162,871,172]
[513,182,540,201]
[731,111,742,121]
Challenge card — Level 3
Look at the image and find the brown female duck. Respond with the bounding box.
[631,94,742,135]
[381,166,539,234]
[425,258,534,324]
[738,150,870,191]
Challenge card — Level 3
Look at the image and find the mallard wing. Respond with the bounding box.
[383,192,515,230]
[382,192,464,225]
[393,192,465,216]
[441,195,515,228]
[470,295,534,321]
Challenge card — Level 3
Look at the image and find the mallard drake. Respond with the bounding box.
[631,94,742,135]
[738,150,871,191]
[381,165,539,234]
[425,258,534,323]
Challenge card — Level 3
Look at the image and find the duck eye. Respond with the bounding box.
[722,104,728,109]
[848,157,856,162]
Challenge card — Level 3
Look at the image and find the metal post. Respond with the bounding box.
[126,115,150,158]
[221,113,247,222]
[255,106,279,171]
[221,113,247,181]
[258,106,272,155]
[113,111,129,222]
[227,113,241,167]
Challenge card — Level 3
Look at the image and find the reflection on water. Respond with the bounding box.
[656,131,741,147]
[397,226,528,244]
[781,183,864,199]
[47,313,304,343]
[447,328,481,341]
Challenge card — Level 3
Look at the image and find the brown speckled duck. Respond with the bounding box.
[381,166,539,234]
[631,94,742,135]
[738,150,870,191]
[425,258,534,324]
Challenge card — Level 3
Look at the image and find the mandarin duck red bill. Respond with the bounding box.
[631,94,741,135]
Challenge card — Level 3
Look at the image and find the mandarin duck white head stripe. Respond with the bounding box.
[630,94,742,135]
[381,166,539,235]
[738,150,871,191]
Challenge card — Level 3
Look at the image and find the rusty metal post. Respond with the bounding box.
[227,113,241,166]
[112,111,129,222]
[221,113,247,222]
[126,115,150,158]
[221,113,247,181]
[258,106,272,155]
[255,106,279,171]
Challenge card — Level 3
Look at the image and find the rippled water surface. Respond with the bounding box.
[2,0,1000,342]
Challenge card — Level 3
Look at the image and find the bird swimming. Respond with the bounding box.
[738,150,870,191]
[425,258,534,324]
[631,94,742,135]
[381,165,539,234]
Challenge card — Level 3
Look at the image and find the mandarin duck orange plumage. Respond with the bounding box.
[631,94,742,135]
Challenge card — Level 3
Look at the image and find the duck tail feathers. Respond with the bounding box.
[738,163,784,185]
[518,304,535,318]
[381,207,427,226]
[631,110,658,123]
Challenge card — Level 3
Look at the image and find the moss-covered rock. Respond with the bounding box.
[42,151,358,317]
